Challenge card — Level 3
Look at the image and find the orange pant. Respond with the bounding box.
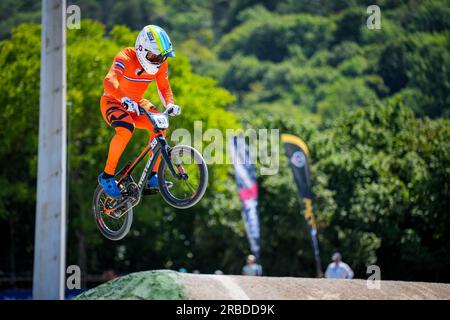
[100,95,165,175]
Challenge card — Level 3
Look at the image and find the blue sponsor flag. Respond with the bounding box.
[230,136,260,260]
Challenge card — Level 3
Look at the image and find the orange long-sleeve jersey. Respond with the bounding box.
[103,47,174,107]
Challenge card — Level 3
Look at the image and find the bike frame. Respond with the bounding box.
[115,107,179,198]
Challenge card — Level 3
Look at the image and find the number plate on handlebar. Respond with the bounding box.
[151,113,169,129]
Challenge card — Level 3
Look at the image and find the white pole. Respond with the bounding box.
[33,0,67,300]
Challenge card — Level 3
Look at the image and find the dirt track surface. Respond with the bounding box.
[179,273,450,300]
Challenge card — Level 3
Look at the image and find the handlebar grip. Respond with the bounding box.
[165,106,174,115]
[138,105,146,114]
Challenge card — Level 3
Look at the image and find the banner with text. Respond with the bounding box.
[281,134,322,277]
[230,135,260,260]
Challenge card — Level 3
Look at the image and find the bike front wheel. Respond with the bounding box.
[158,145,208,209]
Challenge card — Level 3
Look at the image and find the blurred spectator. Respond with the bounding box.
[178,267,187,273]
[325,252,354,279]
[242,254,262,276]
[214,270,224,275]
[192,270,200,274]
[102,270,118,282]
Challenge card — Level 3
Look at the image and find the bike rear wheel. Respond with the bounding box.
[158,145,208,209]
[92,185,133,240]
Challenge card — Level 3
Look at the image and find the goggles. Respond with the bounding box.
[145,51,167,64]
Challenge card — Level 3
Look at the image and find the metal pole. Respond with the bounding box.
[33,0,67,300]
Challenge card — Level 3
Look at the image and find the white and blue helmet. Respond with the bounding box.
[135,25,175,74]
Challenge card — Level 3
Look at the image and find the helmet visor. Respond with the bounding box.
[145,51,167,64]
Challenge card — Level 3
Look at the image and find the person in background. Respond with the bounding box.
[242,254,262,276]
[325,252,354,279]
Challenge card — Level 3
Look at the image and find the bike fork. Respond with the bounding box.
[158,136,179,178]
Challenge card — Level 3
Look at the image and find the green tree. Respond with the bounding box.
[316,77,378,119]
[218,12,335,61]
[378,33,449,117]
[406,0,450,33]
[311,101,450,280]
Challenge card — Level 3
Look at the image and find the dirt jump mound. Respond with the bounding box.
[76,270,450,300]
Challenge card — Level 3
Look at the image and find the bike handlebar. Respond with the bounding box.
[137,105,174,131]
[138,105,173,118]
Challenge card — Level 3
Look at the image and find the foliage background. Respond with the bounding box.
[0,0,449,286]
